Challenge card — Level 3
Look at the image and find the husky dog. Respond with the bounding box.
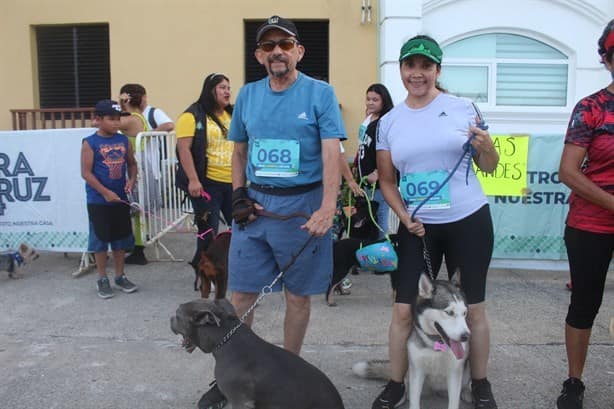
[353,272,472,409]
[1,243,39,279]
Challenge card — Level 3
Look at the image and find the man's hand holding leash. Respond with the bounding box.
[231,187,260,228]
[301,205,335,237]
[300,139,342,237]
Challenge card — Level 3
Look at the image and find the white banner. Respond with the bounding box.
[0,128,93,252]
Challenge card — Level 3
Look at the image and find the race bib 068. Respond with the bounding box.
[251,139,300,177]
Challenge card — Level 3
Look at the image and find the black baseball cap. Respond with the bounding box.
[256,15,299,42]
[94,99,130,117]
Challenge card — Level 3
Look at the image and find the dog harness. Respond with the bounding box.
[6,252,24,274]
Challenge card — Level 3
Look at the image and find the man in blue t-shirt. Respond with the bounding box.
[196,13,346,409]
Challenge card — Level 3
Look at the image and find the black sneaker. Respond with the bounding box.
[96,276,114,299]
[125,246,148,265]
[114,274,138,293]
[556,377,585,409]
[472,378,498,409]
[198,381,227,409]
[372,380,406,409]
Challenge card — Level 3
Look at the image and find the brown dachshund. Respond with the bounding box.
[196,231,231,299]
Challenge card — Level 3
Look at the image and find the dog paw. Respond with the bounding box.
[461,388,473,403]
[334,288,351,296]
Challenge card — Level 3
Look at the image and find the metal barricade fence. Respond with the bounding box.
[134,131,193,260]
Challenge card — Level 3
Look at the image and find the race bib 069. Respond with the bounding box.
[400,170,450,210]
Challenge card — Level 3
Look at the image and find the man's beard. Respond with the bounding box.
[269,66,290,77]
[267,56,291,77]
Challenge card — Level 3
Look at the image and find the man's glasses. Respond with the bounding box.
[258,38,298,52]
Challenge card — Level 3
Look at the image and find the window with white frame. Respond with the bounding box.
[438,33,568,107]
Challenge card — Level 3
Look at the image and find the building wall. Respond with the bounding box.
[378,0,613,134]
[2,0,379,154]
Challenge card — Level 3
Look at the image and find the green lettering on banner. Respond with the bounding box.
[488,134,569,260]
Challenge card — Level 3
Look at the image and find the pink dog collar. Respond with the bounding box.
[434,341,448,352]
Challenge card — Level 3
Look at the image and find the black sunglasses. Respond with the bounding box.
[258,38,298,52]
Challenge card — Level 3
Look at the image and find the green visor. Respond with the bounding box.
[399,38,443,64]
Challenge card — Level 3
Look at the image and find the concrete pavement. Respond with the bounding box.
[1,231,613,409]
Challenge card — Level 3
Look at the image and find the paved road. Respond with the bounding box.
[1,232,613,408]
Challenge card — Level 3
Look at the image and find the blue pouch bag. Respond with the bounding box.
[355,238,398,273]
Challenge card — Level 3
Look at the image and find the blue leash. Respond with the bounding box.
[409,102,488,222]
[408,103,488,279]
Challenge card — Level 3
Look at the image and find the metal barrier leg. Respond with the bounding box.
[151,239,183,262]
[73,252,96,278]
[134,131,191,263]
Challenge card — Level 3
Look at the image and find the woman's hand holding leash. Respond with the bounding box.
[401,213,425,237]
[468,124,495,156]
[188,179,204,198]
[469,117,499,173]
[347,179,363,196]
[366,170,378,185]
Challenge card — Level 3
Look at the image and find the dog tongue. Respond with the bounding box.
[449,340,465,360]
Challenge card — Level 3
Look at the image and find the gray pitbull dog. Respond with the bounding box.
[170,298,345,409]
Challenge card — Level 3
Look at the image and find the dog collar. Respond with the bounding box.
[414,323,446,349]
[433,341,448,352]
[13,252,24,266]
[214,322,243,351]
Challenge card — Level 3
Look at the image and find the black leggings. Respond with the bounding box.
[564,225,614,329]
[392,204,494,305]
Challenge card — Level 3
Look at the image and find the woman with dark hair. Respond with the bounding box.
[176,73,234,269]
[555,19,614,409]
[370,34,499,409]
[355,83,394,237]
[118,83,150,265]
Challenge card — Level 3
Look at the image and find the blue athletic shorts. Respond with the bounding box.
[228,186,332,296]
[88,221,135,252]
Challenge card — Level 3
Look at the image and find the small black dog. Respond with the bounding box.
[348,196,380,241]
[326,196,384,306]
[327,238,363,306]
[327,234,398,306]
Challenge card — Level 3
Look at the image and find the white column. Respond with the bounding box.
[379,0,423,103]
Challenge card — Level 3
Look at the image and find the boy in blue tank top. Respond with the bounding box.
[81,100,139,299]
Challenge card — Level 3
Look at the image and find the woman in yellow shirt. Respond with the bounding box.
[176,73,233,269]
